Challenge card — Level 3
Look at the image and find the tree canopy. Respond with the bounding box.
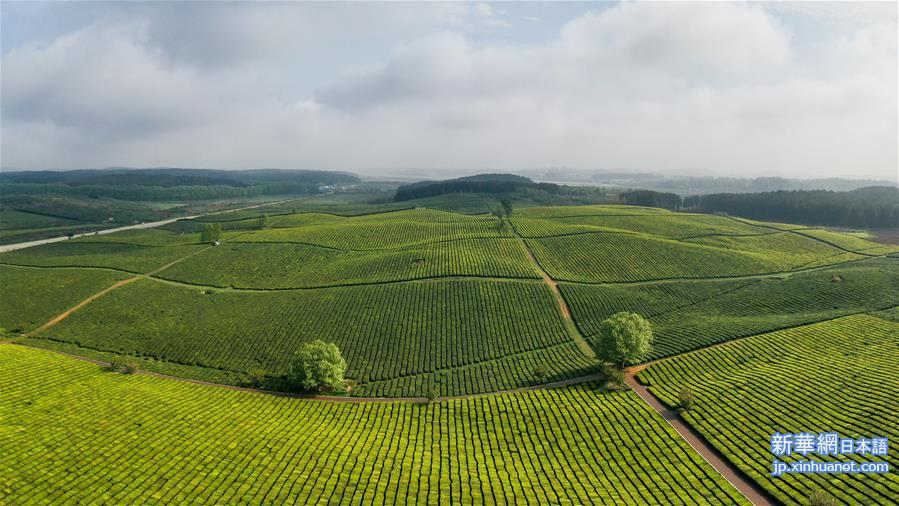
[200,223,223,243]
[683,186,898,229]
[619,190,682,210]
[593,312,653,367]
[287,340,347,392]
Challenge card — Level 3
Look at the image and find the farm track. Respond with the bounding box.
[22,277,140,338]
[615,308,889,506]
[623,369,775,506]
[508,219,596,360]
[18,221,274,337]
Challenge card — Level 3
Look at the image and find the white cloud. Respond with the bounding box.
[1,2,895,179]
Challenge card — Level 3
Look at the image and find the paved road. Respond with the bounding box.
[0,199,297,253]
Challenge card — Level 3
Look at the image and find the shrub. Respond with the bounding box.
[678,387,695,411]
[808,489,838,506]
[247,368,267,388]
[287,340,347,392]
[106,358,138,375]
[532,365,548,384]
[601,365,625,391]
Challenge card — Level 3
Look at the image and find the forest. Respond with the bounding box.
[0,168,360,201]
[684,186,899,229]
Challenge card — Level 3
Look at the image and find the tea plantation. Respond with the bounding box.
[1,202,896,505]
[0,345,748,505]
[639,314,899,505]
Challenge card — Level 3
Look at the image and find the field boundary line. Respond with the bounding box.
[629,309,888,385]
[14,312,882,404]
[21,230,246,338]
[0,260,547,291]
[724,215,886,258]
[5,340,608,404]
[554,254,894,287]
[508,218,596,360]
[149,271,543,291]
[6,253,892,293]
[229,234,519,252]
[352,340,595,388]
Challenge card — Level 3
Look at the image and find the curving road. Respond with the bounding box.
[0,198,299,253]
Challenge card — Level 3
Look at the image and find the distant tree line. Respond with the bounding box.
[683,187,898,229]
[0,182,318,201]
[593,173,894,193]
[393,174,571,202]
[1,168,358,186]
[619,190,682,210]
[396,181,522,201]
[0,168,360,202]
[0,194,179,223]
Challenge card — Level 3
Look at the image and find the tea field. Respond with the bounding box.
[156,238,539,288]
[561,257,899,360]
[0,344,748,505]
[29,277,590,394]
[638,314,899,505]
[0,264,129,333]
[0,241,207,273]
[2,202,897,504]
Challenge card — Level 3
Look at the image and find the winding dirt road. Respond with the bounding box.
[509,220,596,359]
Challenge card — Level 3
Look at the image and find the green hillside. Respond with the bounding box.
[2,201,897,505]
[0,344,747,505]
[3,203,896,398]
[639,315,899,505]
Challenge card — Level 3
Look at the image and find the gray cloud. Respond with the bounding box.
[1,2,895,180]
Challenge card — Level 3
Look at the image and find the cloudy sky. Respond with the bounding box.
[1,1,896,180]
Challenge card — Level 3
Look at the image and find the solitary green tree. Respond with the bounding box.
[200,223,223,244]
[287,340,347,392]
[258,213,271,229]
[501,199,513,218]
[593,312,653,368]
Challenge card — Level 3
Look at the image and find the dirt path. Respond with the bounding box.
[23,241,218,337]
[508,220,596,359]
[22,277,141,337]
[623,367,775,506]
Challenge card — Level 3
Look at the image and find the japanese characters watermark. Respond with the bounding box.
[770,432,890,477]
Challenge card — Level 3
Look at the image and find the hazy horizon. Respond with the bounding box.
[2,2,896,181]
